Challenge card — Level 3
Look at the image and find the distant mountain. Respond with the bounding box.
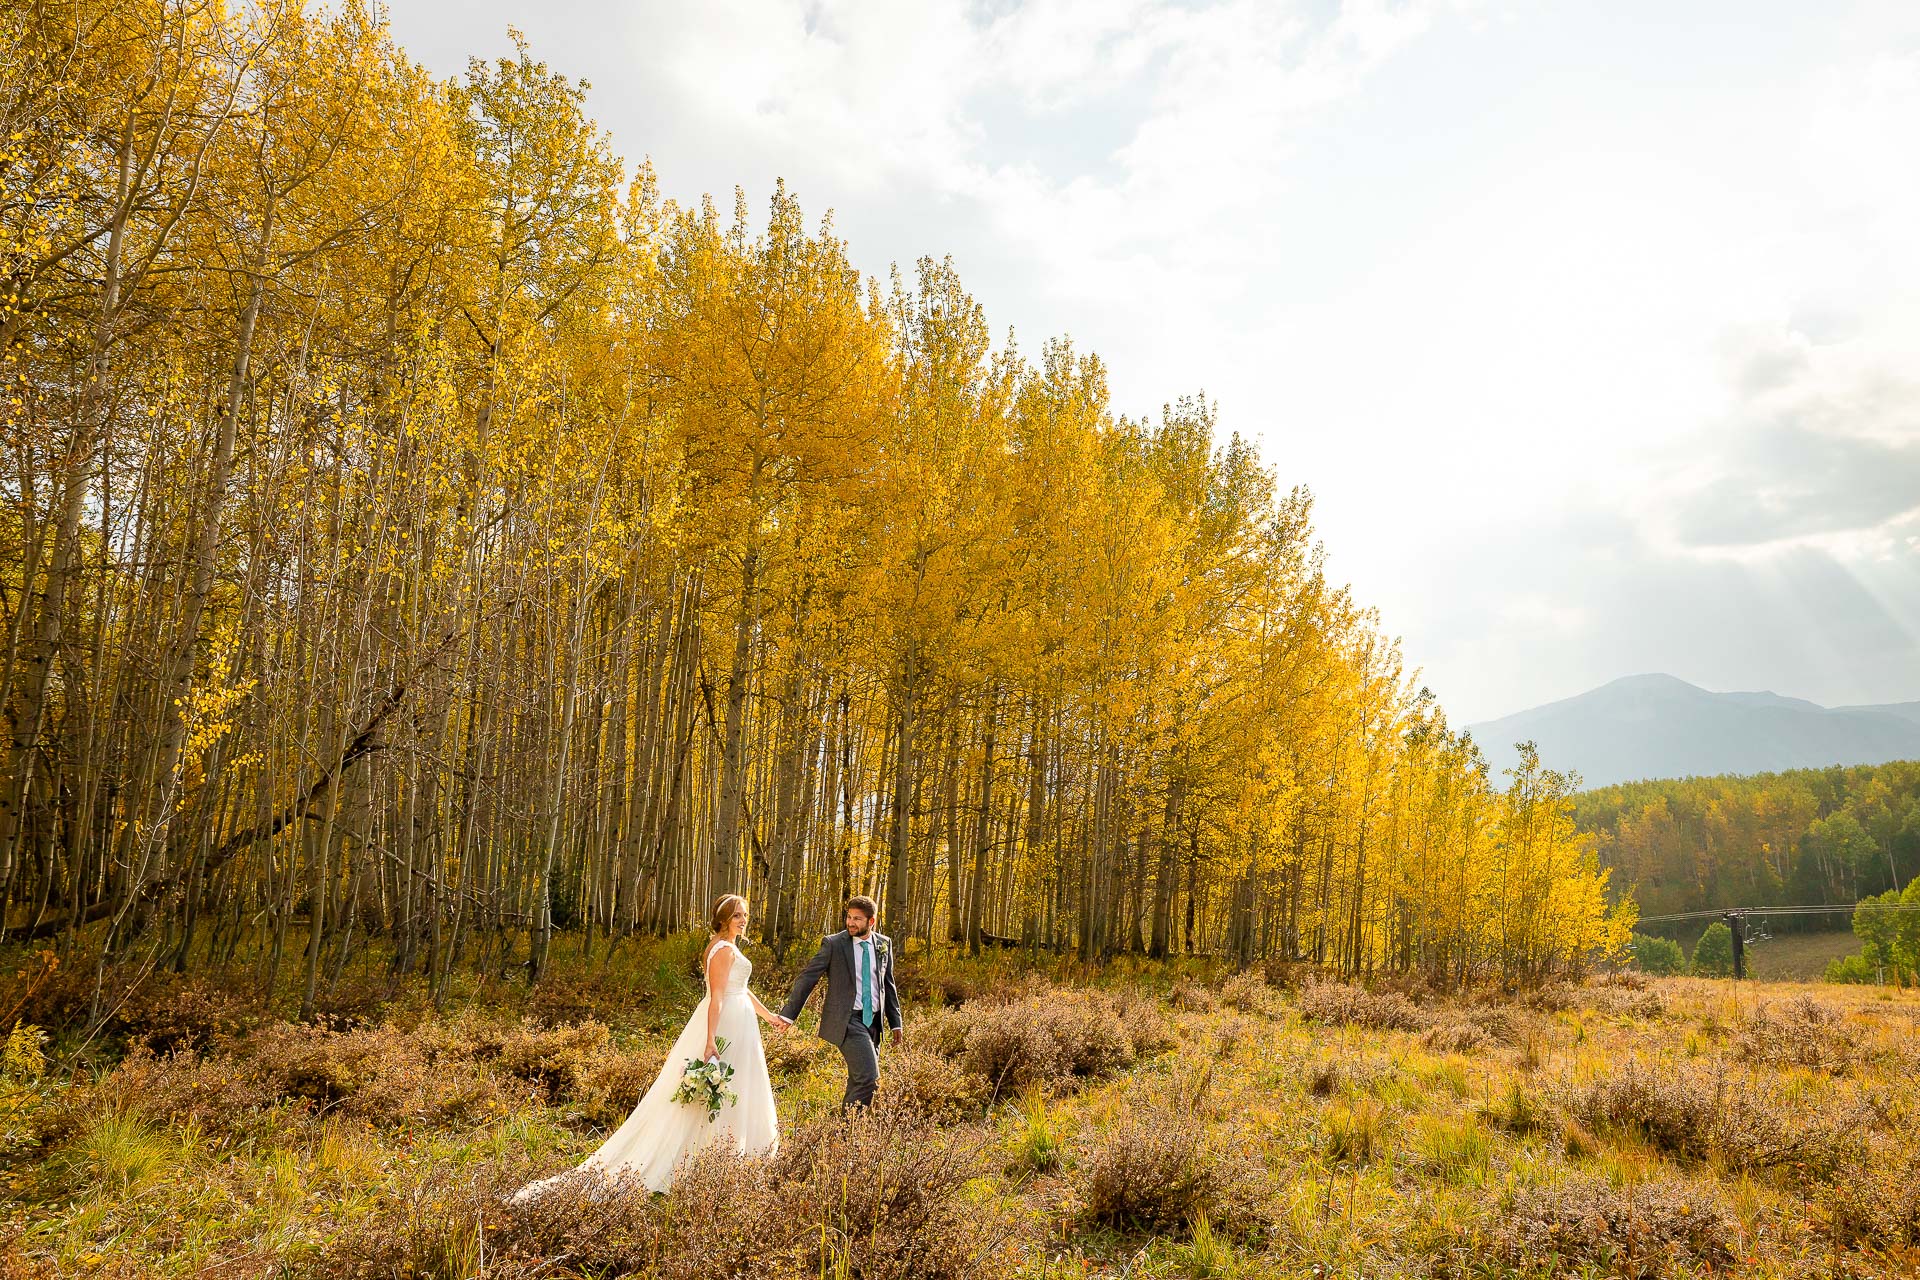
[1837,700,1920,727]
[1466,674,1920,789]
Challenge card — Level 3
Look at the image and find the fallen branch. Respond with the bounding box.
[17,623,470,942]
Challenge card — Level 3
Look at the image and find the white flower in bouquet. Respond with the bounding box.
[671,1035,739,1122]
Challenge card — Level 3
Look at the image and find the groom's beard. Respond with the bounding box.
[846,922,871,938]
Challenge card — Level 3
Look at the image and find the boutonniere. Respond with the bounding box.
[874,939,890,964]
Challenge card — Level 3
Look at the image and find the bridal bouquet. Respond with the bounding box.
[672,1036,738,1122]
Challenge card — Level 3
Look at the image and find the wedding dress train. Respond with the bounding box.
[510,939,778,1200]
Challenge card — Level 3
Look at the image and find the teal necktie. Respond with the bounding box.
[860,940,874,1028]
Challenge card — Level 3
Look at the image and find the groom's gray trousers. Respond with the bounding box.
[839,1011,884,1109]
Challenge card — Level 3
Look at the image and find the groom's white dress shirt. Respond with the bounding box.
[853,934,875,1024]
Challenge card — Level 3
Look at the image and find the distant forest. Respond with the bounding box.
[1575,761,1920,930]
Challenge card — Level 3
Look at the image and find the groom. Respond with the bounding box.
[776,895,902,1109]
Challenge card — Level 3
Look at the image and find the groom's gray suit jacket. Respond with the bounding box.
[778,929,901,1046]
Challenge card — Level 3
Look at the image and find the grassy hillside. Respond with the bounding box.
[3,947,1917,1278]
[1657,925,1862,982]
[1745,930,1863,982]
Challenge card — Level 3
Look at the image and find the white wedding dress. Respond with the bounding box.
[511,939,779,1199]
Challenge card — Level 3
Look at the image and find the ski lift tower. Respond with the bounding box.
[1722,910,1746,980]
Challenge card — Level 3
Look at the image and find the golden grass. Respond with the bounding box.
[3,962,1918,1279]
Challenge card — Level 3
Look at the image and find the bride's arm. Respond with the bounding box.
[703,945,733,1058]
[747,988,781,1024]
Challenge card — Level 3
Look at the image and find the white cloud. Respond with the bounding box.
[1659,319,1920,555]
[618,0,1456,307]
[381,0,1920,723]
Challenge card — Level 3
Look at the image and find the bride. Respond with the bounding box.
[511,894,784,1200]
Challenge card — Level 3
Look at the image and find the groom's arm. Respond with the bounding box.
[882,937,903,1032]
[778,935,833,1023]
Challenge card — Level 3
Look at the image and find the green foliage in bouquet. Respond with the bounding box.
[672,1036,738,1122]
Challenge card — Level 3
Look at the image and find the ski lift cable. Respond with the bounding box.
[1635,903,1920,925]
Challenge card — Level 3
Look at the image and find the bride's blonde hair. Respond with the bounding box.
[709,893,748,934]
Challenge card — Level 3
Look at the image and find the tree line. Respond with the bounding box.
[0,0,1628,1018]
[1575,760,1920,929]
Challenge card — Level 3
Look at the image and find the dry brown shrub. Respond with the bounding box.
[1523,983,1578,1013]
[325,1157,691,1280]
[1170,981,1218,1013]
[635,1149,796,1279]
[897,961,978,1008]
[1421,1021,1494,1054]
[323,1156,558,1279]
[1073,1087,1270,1240]
[1046,994,1136,1078]
[1303,1052,1388,1098]
[1424,999,1527,1054]
[1568,1068,1715,1157]
[904,962,1043,1011]
[1561,1119,1600,1160]
[1260,957,1310,990]
[242,1021,517,1127]
[1735,994,1863,1075]
[497,1020,614,1100]
[877,1048,986,1123]
[1075,1097,1211,1233]
[1371,969,1437,1003]
[764,1107,1014,1280]
[1490,1176,1736,1278]
[1527,980,1664,1019]
[919,988,1167,1101]
[405,1009,497,1062]
[952,1002,1070,1096]
[1306,1058,1347,1097]
[1214,1016,1249,1057]
[6,963,269,1050]
[571,1050,656,1129]
[912,1005,974,1058]
[1821,1144,1920,1252]
[1296,979,1428,1033]
[1218,970,1280,1015]
[1566,1064,1864,1178]
[1581,985,1669,1020]
[1104,986,1176,1054]
[327,1109,1008,1280]
[87,1008,558,1137]
[762,1026,822,1076]
[521,965,656,1027]
[116,975,261,1052]
[1464,1002,1522,1043]
[91,1043,285,1136]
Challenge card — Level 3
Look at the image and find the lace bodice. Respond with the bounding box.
[707,939,751,996]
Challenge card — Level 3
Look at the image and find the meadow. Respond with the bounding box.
[3,941,1916,1279]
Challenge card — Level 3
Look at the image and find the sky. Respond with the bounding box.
[382,0,1920,725]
